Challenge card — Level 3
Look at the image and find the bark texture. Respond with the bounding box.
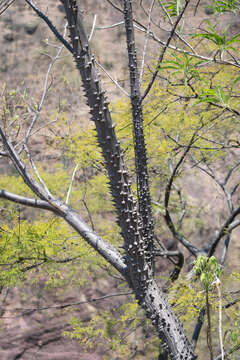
[60,1,196,359]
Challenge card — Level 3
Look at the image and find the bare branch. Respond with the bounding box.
[208,205,240,257]
[228,218,240,232]
[21,22,68,149]
[0,190,55,212]
[154,249,184,284]
[164,135,199,256]
[223,161,240,186]
[88,14,97,42]
[66,164,79,204]
[96,21,124,30]
[141,0,190,101]
[0,128,50,201]
[223,297,240,309]
[95,59,130,97]
[192,308,206,350]
[25,145,52,198]
[173,184,186,229]
[0,291,133,317]
[25,0,73,54]
[220,235,230,265]
[0,0,15,16]
[192,159,237,214]
[139,0,155,84]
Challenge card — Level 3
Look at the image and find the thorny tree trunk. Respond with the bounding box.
[0,0,196,358]
[1,0,240,358]
[61,1,196,359]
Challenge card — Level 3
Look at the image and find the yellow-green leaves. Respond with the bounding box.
[193,22,240,53]
[0,217,99,287]
[194,255,223,291]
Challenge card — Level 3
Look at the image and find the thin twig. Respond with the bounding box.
[0,291,133,317]
[208,205,240,257]
[106,0,240,69]
[141,0,190,102]
[164,134,199,255]
[96,21,124,30]
[215,278,224,360]
[66,164,79,204]
[0,0,15,16]
[82,199,95,231]
[25,0,73,54]
[88,14,97,42]
[95,59,130,97]
[24,145,52,198]
[21,22,68,150]
[139,0,155,84]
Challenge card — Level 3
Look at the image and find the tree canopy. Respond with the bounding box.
[0,1,240,359]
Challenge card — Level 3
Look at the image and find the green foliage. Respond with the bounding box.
[207,0,240,13]
[169,278,205,322]
[193,22,240,54]
[159,0,182,17]
[1,3,240,359]
[56,124,103,169]
[63,298,139,357]
[168,271,240,358]
[158,54,203,86]
[193,255,223,290]
[64,298,160,359]
[0,215,107,288]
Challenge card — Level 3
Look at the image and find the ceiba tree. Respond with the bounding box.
[1,1,240,359]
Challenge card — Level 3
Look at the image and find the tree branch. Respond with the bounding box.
[164,135,199,256]
[208,205,240,257]
[106,0,240,69]
[0,190,55,211]
[0,128,127,277]
[25,0,73,54]
[0,0,15,15]
[0,291,133,317]
[141,0,190,101]
[61,1,145,266]
[123,0,155,272]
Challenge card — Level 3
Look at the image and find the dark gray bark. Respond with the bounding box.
[60,1,196,359]
[123,0,155,273]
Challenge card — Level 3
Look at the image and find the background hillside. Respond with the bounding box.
[0,1,240,359]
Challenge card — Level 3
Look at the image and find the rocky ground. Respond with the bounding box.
[0,1,240,359]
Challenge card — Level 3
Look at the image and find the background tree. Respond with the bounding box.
[0,1,240,359]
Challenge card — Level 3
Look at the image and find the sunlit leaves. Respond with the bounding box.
[207,0,240,13]
[159,0,182,17]
[168,272,240,357]
[194,256,223,290]
[0,217,103,288]
[158,54,204,86]
[193,22,240,54]
[196,75,240,107]
[63,298,159,359]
